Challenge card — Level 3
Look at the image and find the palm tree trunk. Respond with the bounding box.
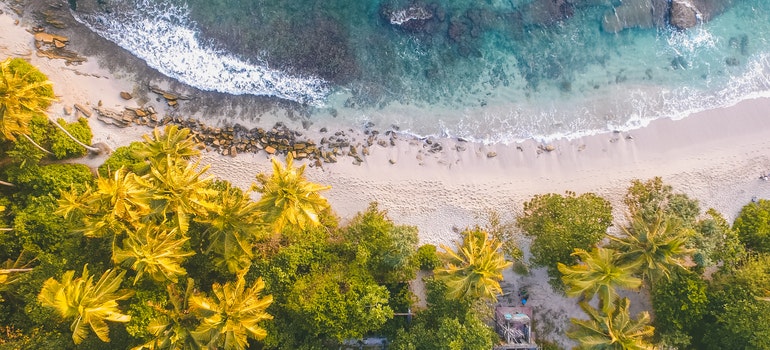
[49,118,100,153]
[0,228,12,231]
[0,180,14,187]
[0,268,32,273]
[21,133,53,155]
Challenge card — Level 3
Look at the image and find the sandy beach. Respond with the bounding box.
[3,5,770,347]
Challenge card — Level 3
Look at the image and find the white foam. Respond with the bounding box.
[71,0,329,105]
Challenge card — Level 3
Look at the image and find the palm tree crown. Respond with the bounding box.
[609,213,694,285]
[568,297,655,350]
[0,58,55,142]
[190,272,273,350]
[558,247,642,312]
[435,229,512,302]
[38,265,134,344]
[252,154,331,234]
[112,223,194,284]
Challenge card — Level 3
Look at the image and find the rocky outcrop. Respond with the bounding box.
[520,0,574,26]
[670,0,735,30]
[601,0,655,33]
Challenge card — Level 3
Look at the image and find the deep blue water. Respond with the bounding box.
[73,0,770,142]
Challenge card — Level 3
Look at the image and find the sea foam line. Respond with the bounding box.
[71,0,329,105]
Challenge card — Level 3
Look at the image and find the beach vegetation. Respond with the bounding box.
[567,297,655,350]
[252,153,332,234]
[733,198,770,253]
[608,212,694,286]
[37,265,133,344]
[0,57,55,143]
[48,117,93,159]
[416,244,441,270]
[435,228,512,302]
[98,141,149,177]
[558,247,642,313]
[693,208,746,271]
[624,177,700,226]
[517,191,613,288]
[650,270,708,349]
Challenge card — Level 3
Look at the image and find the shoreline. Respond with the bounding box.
[3,6,770,245]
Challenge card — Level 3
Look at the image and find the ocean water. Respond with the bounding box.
[71,0,770,143]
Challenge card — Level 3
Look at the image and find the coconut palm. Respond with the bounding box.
[558,247,642,312]
[0,57,54,142]
[140,156,217,234]
[568,297,655,350]
[38,265,133,344]
[190,272,273,350]
[135,125,201,168]
[200,184,265,273]
[113,223,194,284]
[0,251,35,302]
[132,279,201,350]
[609,212,694,285]
[435,229,513,302]
[252,154,331,234]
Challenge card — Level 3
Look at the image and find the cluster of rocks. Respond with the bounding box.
[601,0,735,33]
[32,29,86,65]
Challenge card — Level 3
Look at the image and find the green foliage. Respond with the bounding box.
[624,177,700,226]
[389,280,495,350]
[49,117,92,159]
[4,163,93,201]
[693,208,746,271]
[0,57,55,142]
[343,203,419,284]
[435,228,511,302]
[651,270,708,349]
[558,247,642,313]
[733,199,770,253]
[695,254,770,350]
[517,191,613,286]
[484,210,524,263]
[98,141,149,177]
[415,244,440,271]
[609,213,695,285]
[252,154,331,234]
[568,297,655,350]
[286,268,392,342]
[37,265,133,344]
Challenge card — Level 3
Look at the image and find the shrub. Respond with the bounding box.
[49,117,92,159]
[416,244,440,271]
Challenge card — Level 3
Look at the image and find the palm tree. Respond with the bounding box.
[200,184,265,273]
[252,154,331,234]
[568,297,655,350]
[609,212,694,285]
[190,272,273,350]
[0,251,35,302]
[0,57,54,142]
[558,247,642,312]
[135,125,201,168]
[435,229,512,302]
[132,279,201,350]
[140,157,217,234]
[38,265,134,344]
[112,223,194,284]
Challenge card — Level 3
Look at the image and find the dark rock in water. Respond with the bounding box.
[519,0,574,26]
[381,3,441,33]
[670,0,735,30]
[671,56,687,70]
[725,57,739,66]
[602,0,668,33]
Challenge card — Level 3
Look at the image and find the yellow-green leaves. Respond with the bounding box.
[435,229,511,302]
[0,58,55,142]
[38,265,133,344]
[253,154,331,234]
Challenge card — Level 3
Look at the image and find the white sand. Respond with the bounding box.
[4,7,770,347]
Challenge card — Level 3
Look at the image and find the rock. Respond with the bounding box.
[63,105,72,115]
[74,103,92,117]
[53,39,66,49]
[381,3,440,33]
[487,151,497,158]
[34,32,68,44]
[389,158,397,165]
[265,146,276,154]
[120,91,132,100]
[230,146,237,157]
[135,108,147,117]
[520,0,574,26]
[168,100,178,107]
[601,0,655,33]
[670,0,698,29]
[541,144,556,152]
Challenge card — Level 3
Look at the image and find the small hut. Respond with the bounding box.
[493,306,537,350]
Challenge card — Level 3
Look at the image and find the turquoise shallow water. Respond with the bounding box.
[72,0,770,142]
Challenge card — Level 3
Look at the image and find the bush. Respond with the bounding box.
[49,117,92,159]
[98,141,148,177]
[416,244,440,271]
[733,199,770,252]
